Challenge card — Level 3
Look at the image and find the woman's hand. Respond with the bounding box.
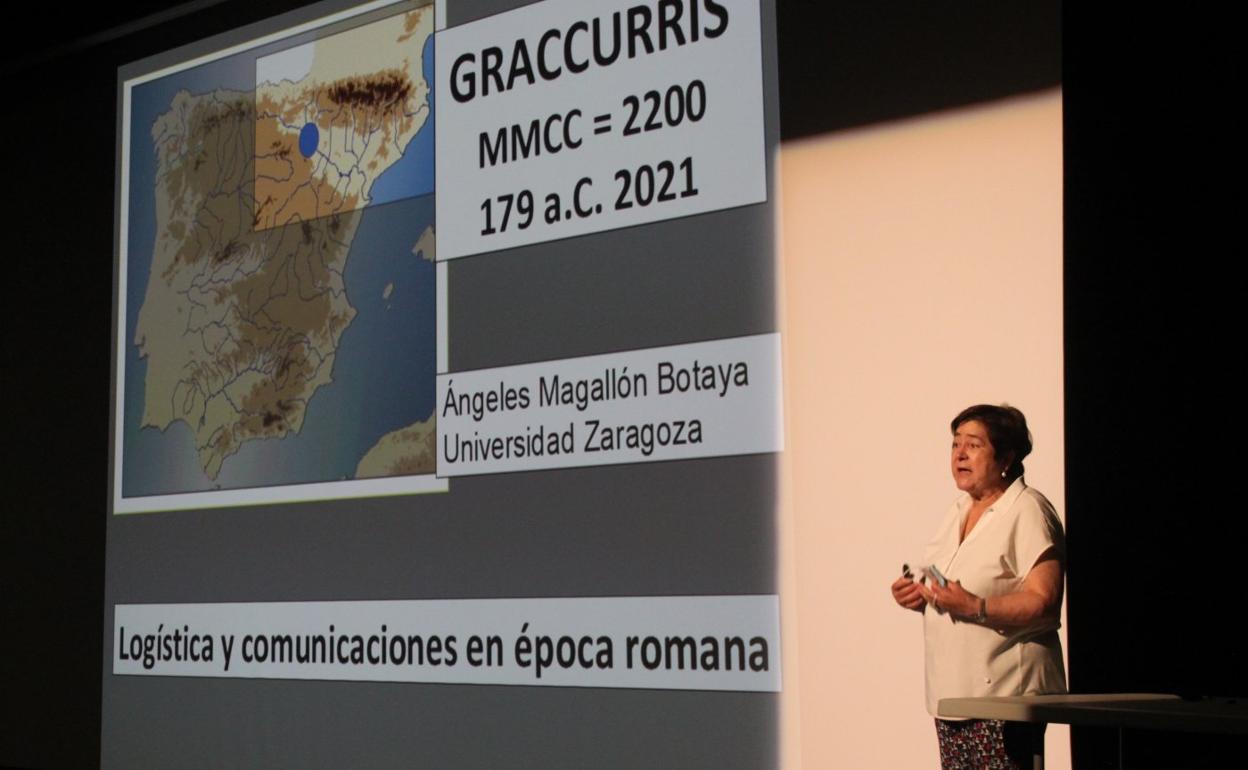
[922,579,980,620]
[891,576,927,612]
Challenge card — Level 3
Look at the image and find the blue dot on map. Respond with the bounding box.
[299,123,319,158]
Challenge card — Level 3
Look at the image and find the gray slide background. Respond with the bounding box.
[103,1,781,766]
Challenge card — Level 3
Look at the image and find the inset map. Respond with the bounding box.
[253,10,432,229]
[116,2,441,512]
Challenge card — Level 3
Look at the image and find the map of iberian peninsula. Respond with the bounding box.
[132,7,433,483]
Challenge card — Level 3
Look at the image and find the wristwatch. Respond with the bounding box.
[975,597,988,623]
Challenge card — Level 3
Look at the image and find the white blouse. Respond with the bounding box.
[922,477,1067,716]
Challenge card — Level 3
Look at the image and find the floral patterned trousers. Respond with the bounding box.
[935,719,1045,770]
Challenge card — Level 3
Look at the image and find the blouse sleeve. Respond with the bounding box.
[1010,488,1065,578]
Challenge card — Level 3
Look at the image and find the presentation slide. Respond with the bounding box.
[105,0,782,766]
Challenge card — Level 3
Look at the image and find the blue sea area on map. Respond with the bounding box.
[369,33,435,205]
[122,24,438,498]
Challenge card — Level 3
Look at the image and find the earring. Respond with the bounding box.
[1000,469,1008,478]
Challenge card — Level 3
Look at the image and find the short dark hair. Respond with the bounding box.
[951,404,1033,482]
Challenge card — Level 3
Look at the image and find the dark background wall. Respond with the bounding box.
[1062,5,1242,766]
[3,2,1240,768]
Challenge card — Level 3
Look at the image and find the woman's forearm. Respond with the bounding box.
[981,556,1063,629]
[982,589,1053,628]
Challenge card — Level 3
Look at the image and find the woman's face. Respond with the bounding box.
[950,419,1009,496]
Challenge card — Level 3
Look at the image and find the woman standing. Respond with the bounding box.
[891,404,1066,770]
